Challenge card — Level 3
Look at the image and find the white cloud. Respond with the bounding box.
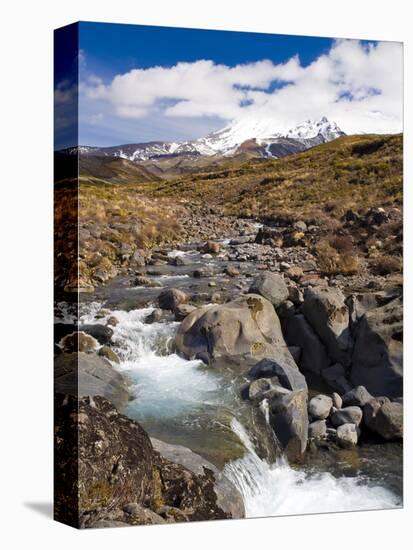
[81,39,403,136]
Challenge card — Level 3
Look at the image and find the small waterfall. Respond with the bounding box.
[224,418,401,518]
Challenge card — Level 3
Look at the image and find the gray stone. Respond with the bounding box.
[308,419,327,439]
[249,271,289,307]
[351,298,402,398]
[248,377,290,403]
[151,438,245,519]
[158,288,189,310]
[364,400,403,440]
[293,220,307,232]
[174,303,196,321]
[285,314,329,375]
[79,324,114,345]
[248,357,307,391]
[175,294,295,368]
[98,345,120,364]
[331,406,363,427]
[302,287,352,366]
[321,363,352,394]
[123,503,166,524]
[308,394,333,420]
[332,392,343,409]
[288,285,304,305]
[269,389,309,462]
[145,308,164,324]
[342,386,374,407]
[54,352,129,409]
[174,254,194,266]
[336,423,358,448]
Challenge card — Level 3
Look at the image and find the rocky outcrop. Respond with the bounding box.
[351,297,403,398]
[175,294,294,368]
[248,272,289,307]
[55,396,240,528]
[302,287,352,366]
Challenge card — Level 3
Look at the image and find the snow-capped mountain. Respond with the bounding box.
[71,117,345,161]
[196,116,344,156]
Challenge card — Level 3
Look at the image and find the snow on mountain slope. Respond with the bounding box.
[197,116,345,156]
[71,117,344,161]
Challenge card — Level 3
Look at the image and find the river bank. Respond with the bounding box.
[54,217,403,526]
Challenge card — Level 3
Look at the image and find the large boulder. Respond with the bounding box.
[249,272,289,307]
[302,287,352,366]
[284,314,329,375]
[268,389,308,462]
[158,288,189,311]
[321,363,352,394]
[55,396,234,528]
[175,294,294,367]
[248,357,307,391]
[363,400,403,440]
[55,395,155,527]
[54,352,129,409]
[350,298,403,398]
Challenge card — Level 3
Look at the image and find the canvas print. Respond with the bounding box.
[54,22,403,529]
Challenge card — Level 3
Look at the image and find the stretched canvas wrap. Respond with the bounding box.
[54,22,403,529]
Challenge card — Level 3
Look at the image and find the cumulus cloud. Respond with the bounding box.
[81,39,403,136]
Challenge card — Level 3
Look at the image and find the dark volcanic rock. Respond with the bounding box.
[60,331,98,353]
[364,400,403,440]
[55,396,235,528]
[249,271,289,307]
[248,357,307,392]
[79,324,114,345]
[351,297,402,398]
[302,287,352,366]
[342,386,374,407]
[269,389,309,462]
[151,438,244,520]
[284,314,329,375]
[158,288,189,311]
[331,406,363,427]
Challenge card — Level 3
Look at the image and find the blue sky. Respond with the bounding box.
[54,22,403,149]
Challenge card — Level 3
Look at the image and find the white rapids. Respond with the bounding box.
[224,419,400,518]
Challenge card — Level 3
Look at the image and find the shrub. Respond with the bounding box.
[372,255,402,275]
[316,238,360,275]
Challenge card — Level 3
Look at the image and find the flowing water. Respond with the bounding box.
[75,283,402,517]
